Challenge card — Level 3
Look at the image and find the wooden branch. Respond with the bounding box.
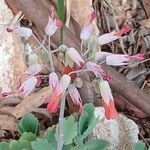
[6,0,150,115]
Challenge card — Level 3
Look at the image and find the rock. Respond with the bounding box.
[87,107,139,150]
[0,0,25,92]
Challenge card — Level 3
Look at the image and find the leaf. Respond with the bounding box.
[31,138,54,150]
[57,0,65,43]
[19,132,37,142]
[44,126,56,143]
[0,142,9,150]
[17,113,40,136]
[78,103,96,140]
[9,140,32,150]
[55,116,77,145]
[134,141,147,150]
[73,140,109,150]
[63,144,73,150]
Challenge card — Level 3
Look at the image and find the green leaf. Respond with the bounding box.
[63,144,73,150]
[73,140,109,150]
[78,103,96,140]
[56,0,65,43]
[9,140,32,150]
[19,132,37,142]
[57,0,65,22]
[44,126,56,143]
[0,142,9,150]
[134,141,147,150]
[17,113,40,136]
[55,116,78,145]
[31,138,55,150]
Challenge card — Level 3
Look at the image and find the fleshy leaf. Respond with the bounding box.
[0,142,9,150]
[17,113,40,136]
[31,138,54,150]
[134,141,147,150]
[73,139,109,150]
[19,132,37,142]
[55,116,77,145]
[78,103,96,140]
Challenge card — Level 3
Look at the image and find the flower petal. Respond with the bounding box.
[80,24,92,40]
[49,72,59,90]
[15,27,33,38]
[25,63,42,75]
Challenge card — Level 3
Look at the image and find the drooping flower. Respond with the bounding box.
[80,24,92,41]
[85,62,104,77]
[47,74,71,113]
[68,84,83,112]
[49,72,59,91]
[6,26,33,38]
[45,16,62,36]
[95,51,112,62]
[98,25,132,45]
[106,53,144,66]
[17,76,38,97]
[65,47,85,66]
[99,80,118,119]
[25,63,42,76]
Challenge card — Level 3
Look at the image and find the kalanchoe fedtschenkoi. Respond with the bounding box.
[49,72,59,91]
[85,62,104,77]
[68,84,83,112]
[6,26,33,38]
[106,53,144,66]
[65,47,85,66]
[99,80,118,120]
[47,74,71,113]
[17,76,38,97]
[98,25,132,45]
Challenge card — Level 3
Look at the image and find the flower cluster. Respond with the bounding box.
[4,9,145,120]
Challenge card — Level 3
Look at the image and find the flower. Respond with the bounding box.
[80,24,92,40]
[45,16,62,36]
[95,51,112,62]
[99,80,118,119]
[17,76,38,97]
[25,63,42,76]
[85,62,104,77]
[6,26,33,38]
[68,84,83,112]
[106,53,144,66]
[65,47,85,66]
[47,74,71,113]
[98,25,132,45]
[98,31,120,45]
[49,72,59,91]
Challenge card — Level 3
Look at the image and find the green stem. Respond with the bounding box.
[57,92,67,150]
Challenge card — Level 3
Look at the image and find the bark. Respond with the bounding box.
[5,0,150,115]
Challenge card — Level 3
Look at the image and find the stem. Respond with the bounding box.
[81,40,83,55]
[48,35,55,72]
[57,92,67,150]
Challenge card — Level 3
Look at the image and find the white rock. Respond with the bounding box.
[88,107,139,150]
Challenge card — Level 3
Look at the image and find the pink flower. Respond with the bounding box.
[65,47,85,66]
[47,74,71,113]
[49,72,59,91]
[99,80,118,119]
[6,26,32,38]
[95,51,112,62]
[85,62,104,77]
[106,53,144,66]
[68,84,83,112]
[98,25,132,45]
[80,24,92,40]
[17,76,38,97]
[45,16,62,36]
[25,63,42,76]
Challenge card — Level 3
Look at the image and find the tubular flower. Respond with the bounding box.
[80,24,92,41]
[99,80,118,120]
[98,25,132,45]
[106,53,144,66]
[95,51,112,62]
[47,74,71,113]
[68,84,83,112]
[6,26,32,38]
[85,62,104,77]
[49,72,59,91]
[17,76,38,97]
[65,47,85,66]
